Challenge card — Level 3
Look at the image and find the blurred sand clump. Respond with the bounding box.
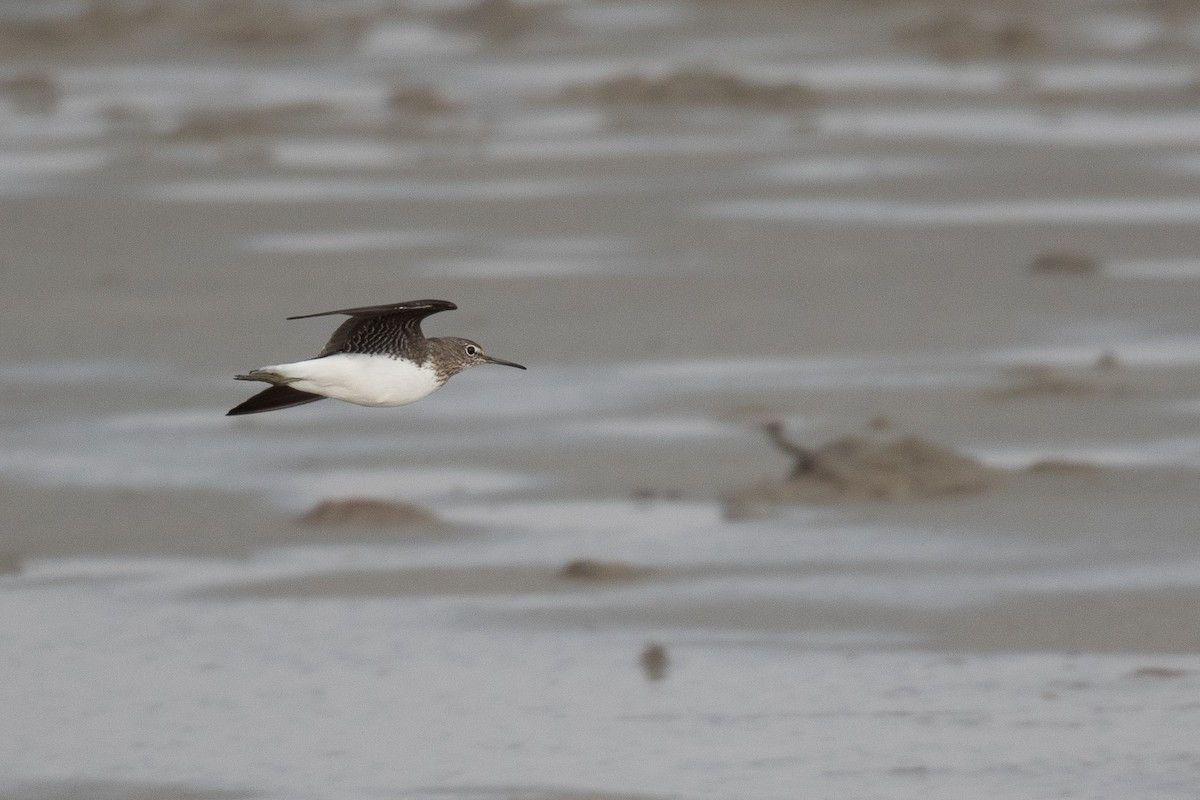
[0,551,20,576]
[449,0,554,41]
[558,558,656,583]
[160,85,458,143]
[1031,250,1099,275]
[0,1,169,51]
[1027,458,1108,474]
[192,0,369,49]
[164,101,334,140]
[298,498,436,527]
[896,8,1045,60]
[1145,0,1200,24]
[985,354,1130,399]
[563,68,821,109]
[723,423,1004,518]
[0,0,370,53]
[387,86,457,116]
[0,73,60,114]
[1128,665,1189,679]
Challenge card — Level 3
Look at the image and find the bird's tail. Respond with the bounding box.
[235,369,290,384]
[227,385,325,416]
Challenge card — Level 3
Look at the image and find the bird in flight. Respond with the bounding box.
[227,299,525,416]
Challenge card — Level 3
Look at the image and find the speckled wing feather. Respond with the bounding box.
[287,299,458,358]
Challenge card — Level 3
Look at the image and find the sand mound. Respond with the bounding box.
[723,425,1005,518]
[0,73,60,114]
[164,101,333,140]
[298,498,436,527]
[450,0,551,41]
[558,558,656,583]
[563,68,821,109]
[191,1,367,49]
[985,356,1130,400]
[0,551,20,576]
[896,10,1045,60]
[0,1,367,54]
[0,2,168,51]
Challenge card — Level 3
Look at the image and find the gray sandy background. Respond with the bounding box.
[3,1,1200,798]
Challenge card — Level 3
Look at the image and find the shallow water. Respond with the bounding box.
[698,196,1200,225]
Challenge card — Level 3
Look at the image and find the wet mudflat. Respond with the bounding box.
[3,1,1200,798]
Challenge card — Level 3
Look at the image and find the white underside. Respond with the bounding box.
[263,354,443,407]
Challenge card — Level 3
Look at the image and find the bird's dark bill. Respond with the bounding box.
[483,355,526,370]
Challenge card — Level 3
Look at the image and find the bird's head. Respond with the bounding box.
[432,336,526,376]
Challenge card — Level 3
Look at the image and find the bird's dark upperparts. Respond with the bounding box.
[226,299,525,416]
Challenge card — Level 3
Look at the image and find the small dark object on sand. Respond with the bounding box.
[564,67,821,109]
[298,498,436,527]
[631,487,684,501]
[1128,666,1189,679]
[640,642,669,681]
[1032,250,1098,275]
[558,559,655,583]
[387,86,456,115]
[1026,458,1107,474]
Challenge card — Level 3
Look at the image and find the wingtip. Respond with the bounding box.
[226,384,326,416]
[286,299,457,321]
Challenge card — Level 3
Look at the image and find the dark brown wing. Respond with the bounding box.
[287,299,457,358]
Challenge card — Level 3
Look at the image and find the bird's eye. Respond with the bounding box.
[465,345,477,356]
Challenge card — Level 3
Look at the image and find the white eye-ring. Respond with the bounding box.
[465,345,478,356]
